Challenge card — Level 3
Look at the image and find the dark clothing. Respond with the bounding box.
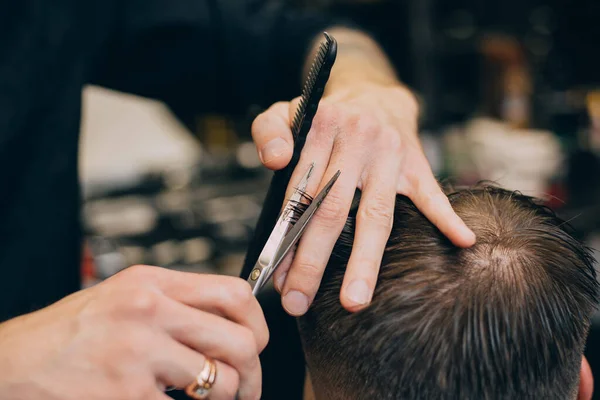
[0,0,331,322]
[1,2,334,398]
[256,288,307,400]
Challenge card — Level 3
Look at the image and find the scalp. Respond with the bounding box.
[298,184,599,400]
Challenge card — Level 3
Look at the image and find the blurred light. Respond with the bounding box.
[156,190,191,212]
[153,240,180,266]
[216,221,248,241]
[120,246,146,266]
[87,236,128,278]
[203,195,261,223]
[164,166,193,190]
[237,141,262,169]
[85,197,157,237]
[94,252,127,278]
[217,253,248,277]
[183,238,214,264]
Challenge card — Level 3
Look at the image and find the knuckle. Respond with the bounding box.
[358,199,394,230]
[121,264,156,284]
[385,129,403,154]
[273,100,289,109]
[395,173,412,197]
[403,169,420,196]
[398,87,420,115]
[225,278,254,310]
[257,320,270,352]
[125,264,149,276]
[126,288,159,318]
[316,189,347,225]
[234,326,259,362]
[312,103,340,136]
[250,112,268,134]
[356,114,379,139]
[245,352,260,372]
[315,101,336,119]
[341,109,361,131]
[293,259,324,281]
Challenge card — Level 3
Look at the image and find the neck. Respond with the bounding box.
[303,371,316,400]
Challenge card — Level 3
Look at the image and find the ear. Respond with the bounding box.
[578,356,594,400]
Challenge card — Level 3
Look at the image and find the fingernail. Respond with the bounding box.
[282,290,309,316]
[468,230,477,242]
[259,137,288,164]
[346,280,371,306]
[462,226,477,244]
[275,272,287,293]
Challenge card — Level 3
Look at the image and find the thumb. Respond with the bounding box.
[251,101,294,170]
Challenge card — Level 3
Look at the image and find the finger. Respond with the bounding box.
[282,156,362,316]
[272,103,338,291]
[340,159,397,311]
[407,165,476,248]
[273,248,294,293]
[280,99,336,208]
[142,268,268,351]
[153,335,240,400]
[158,296,263,400]
[251,101,293,170]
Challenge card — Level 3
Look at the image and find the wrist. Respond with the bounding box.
[326,80,420,119]
[324,70,400,96]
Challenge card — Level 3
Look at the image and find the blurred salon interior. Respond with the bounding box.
[71,0,599,396]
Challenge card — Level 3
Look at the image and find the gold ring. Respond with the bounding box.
[185,357,217,399]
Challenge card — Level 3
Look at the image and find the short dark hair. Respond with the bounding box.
[297,185,599,400]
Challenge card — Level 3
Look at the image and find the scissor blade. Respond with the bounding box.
[270,170,341,271]
[248,163,315,294]
[254,163,314,268]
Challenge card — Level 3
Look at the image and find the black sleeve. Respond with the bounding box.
[90,0,335,115]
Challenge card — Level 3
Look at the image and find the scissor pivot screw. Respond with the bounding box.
[250,268,261,281]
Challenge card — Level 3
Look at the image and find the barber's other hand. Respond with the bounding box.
[252,83,476,315]
[0,266,267,400]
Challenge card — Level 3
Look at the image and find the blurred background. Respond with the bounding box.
[78,0,600,392]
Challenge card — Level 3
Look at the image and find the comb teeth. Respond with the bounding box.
[291,33,334,137]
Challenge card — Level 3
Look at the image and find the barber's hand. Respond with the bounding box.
[252,83,476,315]
[0,266,267,400]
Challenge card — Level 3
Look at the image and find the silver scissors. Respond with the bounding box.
[248,164,341,295]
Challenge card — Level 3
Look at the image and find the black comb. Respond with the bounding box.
[291,32,338,139]
[240,32,337,280]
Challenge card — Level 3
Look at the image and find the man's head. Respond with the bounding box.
[298,185,599,400]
